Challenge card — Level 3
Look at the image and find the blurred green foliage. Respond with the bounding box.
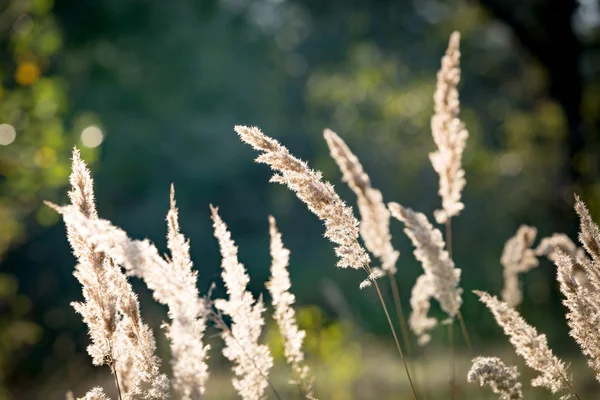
[0,0,99,257]
[266,306,363,400]
[0,274,40,400]
[0,0,98,397]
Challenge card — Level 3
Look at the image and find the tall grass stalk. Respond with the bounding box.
[108,343,123,400]
[457,311,472,352]
[388,273,413,359]
[48,30,600,400]
[367,265,419,400]
[211,312,283,400]
[446,220,456,400]
[388,273,423,398]
[236,124,419,399]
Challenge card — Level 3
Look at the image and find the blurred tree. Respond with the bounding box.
[0,0,100,259]
[0,0,99,397]
[475,0,591,222]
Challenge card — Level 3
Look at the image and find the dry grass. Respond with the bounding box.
[48,31,600,400]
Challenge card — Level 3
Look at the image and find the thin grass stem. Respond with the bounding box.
[388,273,413,359]
[449,322,456,400]
[111,361,123,400]
[445,219,456,400]
[457,310,472,352]
[446,218,473,352]
[296,383,304,399]
[388,272,423,398]
[367,266,419,400]
[559,369,581,400]
[108,341,123,400]
[446,219,452,259]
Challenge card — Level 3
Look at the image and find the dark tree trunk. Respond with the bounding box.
[477,0,584,229]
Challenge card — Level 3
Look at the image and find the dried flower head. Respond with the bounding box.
[467,357,523,400]
[500,225,539,308]
[550,197,600,382]
[389,202,462,319]
[575,194,600,261]
[266,216,313,396]
[57,193,209,399]
[323,128,399,274]
[409,274,438,345]
[165,186,210,399]
[554,251,600,382]
[211,206,273,400]
[68,148,98,220]
[58,150,117,368]
[430,31,469,224]
[235,125,370,271]
[474,290,572,396]
[535,233,581,262]
[54,149,169,399]
[77,388,110,400]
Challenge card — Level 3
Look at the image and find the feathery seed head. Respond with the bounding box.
[324,128,399,274]
[211,206,273,400]
[267,216,313,395]
[430,31,468,224]
[323,128,371,195]
[535,233,580,262]
[68,148,98,220]
[467,357,523,400]
[474,290,571,395]
[575,194,600,261]
[236,125,370,272]
[389,202,462,319]
[550,196,600,383]
[500,225,539,308]
[56,151,170,399]
[409,274,438,345]
[77,387,110,400]
[554,250,600,382]
[60,206,170,399]
[164,186,210,399]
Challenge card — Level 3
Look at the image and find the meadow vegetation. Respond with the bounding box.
[50,32,600,400]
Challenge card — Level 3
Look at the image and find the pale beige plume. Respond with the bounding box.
[323,128,399,275]
[389,202,462,320]
[475,290,572,396]
[408,274,437,345]
[54,149,169,400]
[235,125,370,272]
[500,225,538,308]
[430,31,468,224]
[211,206,273,400]
[56,186,209,399]
[467,357,523,400]
[267,216,313,396]
[551,196,600,382]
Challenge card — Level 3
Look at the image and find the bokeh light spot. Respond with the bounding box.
[12,14,33,36]
[0,124,17,145]
[15,62,41,86]
[81,125,104,148]
[498,152,523,176]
